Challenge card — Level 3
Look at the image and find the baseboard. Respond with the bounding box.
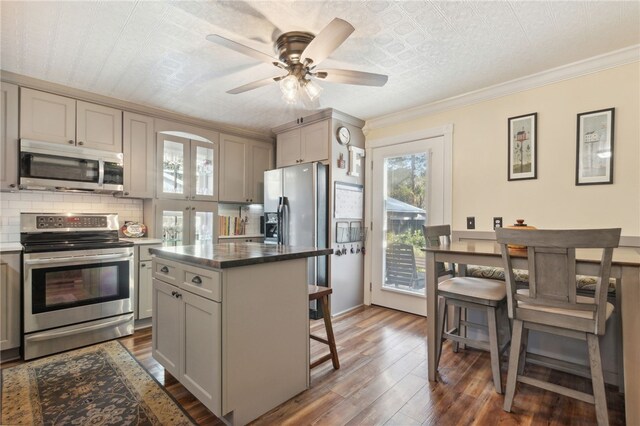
[134,317,152,331]
[0,347,21,363]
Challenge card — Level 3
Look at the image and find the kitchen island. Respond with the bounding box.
[150,243,332,425]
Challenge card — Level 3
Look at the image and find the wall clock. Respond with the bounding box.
[337,126,351,145]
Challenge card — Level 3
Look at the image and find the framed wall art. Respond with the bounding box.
[508,113,537,181]
[576,108,615,185]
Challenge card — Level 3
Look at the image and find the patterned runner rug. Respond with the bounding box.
[1,340,195,425]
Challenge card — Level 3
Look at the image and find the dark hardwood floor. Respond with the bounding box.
[4,305,626,425]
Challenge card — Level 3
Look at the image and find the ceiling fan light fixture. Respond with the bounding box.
[302,78,322,101]
[279,75,299,104]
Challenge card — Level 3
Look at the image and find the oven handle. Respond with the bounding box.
[24,252,133,265]
[26,314,133,342]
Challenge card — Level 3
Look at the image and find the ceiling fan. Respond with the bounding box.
[206,18,388,104]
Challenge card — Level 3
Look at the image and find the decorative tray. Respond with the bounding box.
[121,222,147,238]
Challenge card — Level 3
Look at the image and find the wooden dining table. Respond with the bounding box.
[424,240,640,425]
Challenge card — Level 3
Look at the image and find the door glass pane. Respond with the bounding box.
[195,146,214,197]
[162,140,184,194]
[194,211,214,243]
[383,152,428,294]
[162,210,184,247]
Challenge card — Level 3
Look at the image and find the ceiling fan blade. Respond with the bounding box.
[314,69,388,87]
[206,34,283,66]
[226,75,283,94]
[301,18,355,66]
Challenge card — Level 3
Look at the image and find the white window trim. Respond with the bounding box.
[363,124,453,306]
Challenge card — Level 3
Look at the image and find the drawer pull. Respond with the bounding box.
[191,276,202,285]
[160,266,169,273]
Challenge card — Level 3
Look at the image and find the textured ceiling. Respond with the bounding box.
[1,1,639,134]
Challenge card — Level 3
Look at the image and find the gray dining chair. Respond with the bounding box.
[424,224,510,393]
[496,227,621,426]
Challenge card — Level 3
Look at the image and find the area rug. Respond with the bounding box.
[1,340,195,425]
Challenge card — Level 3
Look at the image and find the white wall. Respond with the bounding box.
[0,192,143,243]
[366,62,640,236]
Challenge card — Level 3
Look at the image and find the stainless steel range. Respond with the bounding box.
[21,213,134,360]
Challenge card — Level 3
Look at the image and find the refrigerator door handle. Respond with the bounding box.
[282,196,289,246]
[277,197,283,245]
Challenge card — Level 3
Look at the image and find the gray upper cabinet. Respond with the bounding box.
[220,134,273,203]
[1,83,19,191]
[276,119,329,168]
[123,112,155,198]
[20,87,122,152]
[76,101,122,152]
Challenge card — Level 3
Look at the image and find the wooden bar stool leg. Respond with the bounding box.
[487,305,503,394]
[320,295,340,370]
[452,305,461,353]
[436,297,447,367]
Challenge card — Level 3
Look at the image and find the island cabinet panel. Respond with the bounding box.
[151,248,314,425]
[152,279,182,376]
[182,290,222,416]
[221,260,308,425]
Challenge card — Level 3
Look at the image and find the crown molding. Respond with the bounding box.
[365,45,640,131]
[0,70,274,143]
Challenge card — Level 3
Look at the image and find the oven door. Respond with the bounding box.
[23,247,134,333]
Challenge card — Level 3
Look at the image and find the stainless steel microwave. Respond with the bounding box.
[19,139,124,193]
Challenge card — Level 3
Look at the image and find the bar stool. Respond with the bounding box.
[308,285,340,370]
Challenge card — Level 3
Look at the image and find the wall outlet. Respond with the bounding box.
[493,217,503,229]
[466,216,475,229]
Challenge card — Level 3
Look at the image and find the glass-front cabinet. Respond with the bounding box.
[157,134,217,201]
[146,199,218,247]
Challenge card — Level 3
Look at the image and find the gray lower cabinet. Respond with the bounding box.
[152,254,308,425]
[136,243,161,320]
[0,253,21,351]
[152,264,222,417]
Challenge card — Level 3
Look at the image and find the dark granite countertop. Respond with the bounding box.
[150,242,333,269]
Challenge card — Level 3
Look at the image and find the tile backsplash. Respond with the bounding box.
[0,192,143,243]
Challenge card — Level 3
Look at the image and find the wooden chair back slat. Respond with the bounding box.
[386,243,419,287]
[496,228,620,335]
[422,225,454,277]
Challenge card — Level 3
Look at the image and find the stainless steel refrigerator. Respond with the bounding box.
[264,162,328,291]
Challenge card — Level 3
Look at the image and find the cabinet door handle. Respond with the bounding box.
[191,276,202,285]
[68,140,74,144]
[176,292,182,299]
[140,263,146,267]
[185,206,190,210]
[191,207,195,210]
[9,183,16,188]
[160,266,169,273]
[171,290,177,297]
[78,141,84,146]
